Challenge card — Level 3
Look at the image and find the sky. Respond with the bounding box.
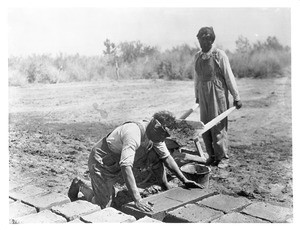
[8,7,291,56]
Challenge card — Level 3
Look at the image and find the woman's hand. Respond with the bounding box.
[234,100,242,109]
[184,179,204,189]
[135,200,153,212]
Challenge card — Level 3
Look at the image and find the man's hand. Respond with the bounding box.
[135,200,153,212]
[184,179,204,189]
[233,100,242,109]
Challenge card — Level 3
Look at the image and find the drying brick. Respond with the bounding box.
[164,203,223,223]
[135,216,162,223]
[9,198,16,204]
[286,217,293,223]
[22,192,70,211]
[241,202,293,223]
[51,200,100,221]
[9,185,48,201]
[211,212,269,223]
[68,218,85,223]
[9,201,37,220]
[11,209,67,223]
[122,186,216,221]
[80,207,136,223]
[198,194,251,213]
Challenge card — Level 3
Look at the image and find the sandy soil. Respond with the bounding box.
[9,71,292,208]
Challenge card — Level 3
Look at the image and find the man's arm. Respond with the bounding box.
[119,124,153,212]
[161,155,204,189]
[121,166,153,212]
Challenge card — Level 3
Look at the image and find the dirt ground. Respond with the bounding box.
[9,70,292,209]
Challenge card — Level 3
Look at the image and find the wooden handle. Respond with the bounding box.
[200,107,236,134]
[179,104,199,120]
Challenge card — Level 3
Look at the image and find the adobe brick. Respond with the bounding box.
[241,202,293,223]
[21,192,70,211]
[9,185,48,201]
[80,207,136,223]
[51,200,100,221]
[122,186,216,221]
[134,216,162,223]
[11,210,67,223]
[199,194,251,213]
[9,201,37,220]
[68,218,85,223]
[9,198,16,204]
[211,212,269,223]
[164,203,223,223]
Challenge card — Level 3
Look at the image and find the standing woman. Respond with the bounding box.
[194,27,242,168]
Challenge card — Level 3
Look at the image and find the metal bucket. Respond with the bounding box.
[180,163,211,188]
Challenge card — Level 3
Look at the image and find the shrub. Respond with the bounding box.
[156,45,196,80]
[230,49,290,78]
[229,36,291,78]
[8,68,28,86]
[8,36,291,84]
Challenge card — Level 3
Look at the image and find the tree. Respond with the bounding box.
[103,39,120,80]
[235,35,251,54]
[103,39,116,55]
[265,36,283,50]
[118,41,158,63]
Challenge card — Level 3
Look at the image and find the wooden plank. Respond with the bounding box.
[179,104,199,120]
[200,107,236,134]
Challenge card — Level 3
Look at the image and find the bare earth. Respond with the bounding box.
[9,72,292,208]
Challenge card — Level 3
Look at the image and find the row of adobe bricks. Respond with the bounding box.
[9,180,293,223]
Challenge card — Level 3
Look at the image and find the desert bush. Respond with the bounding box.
[156,44,197,80]
[248,50,284,78]
[118,40,159,64]
[8,36,290,85]
[230,48,290,78]
[8,55,60,84]
[229,36,290,78]
[8,68,27,86]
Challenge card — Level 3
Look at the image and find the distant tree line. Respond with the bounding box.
[228,36,290,78]
[8,36,290,86]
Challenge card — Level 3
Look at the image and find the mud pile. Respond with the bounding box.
[168,120,198,149]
